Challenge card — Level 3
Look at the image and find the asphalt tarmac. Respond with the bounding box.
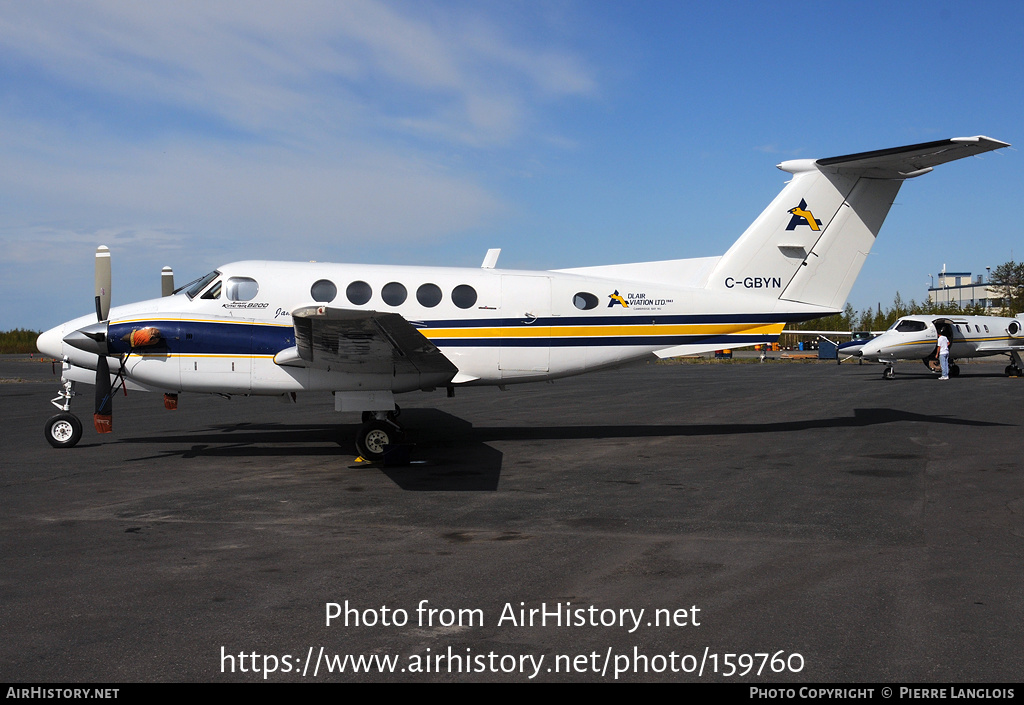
[1,354,1021,683]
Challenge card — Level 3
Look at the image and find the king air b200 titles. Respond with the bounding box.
[36,137,1009,460]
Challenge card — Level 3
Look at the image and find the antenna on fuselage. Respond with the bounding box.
[481,249,500,269]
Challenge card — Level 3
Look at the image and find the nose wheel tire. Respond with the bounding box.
[45,413,83,448]
[355,420,403,462]
[883,367,895,379]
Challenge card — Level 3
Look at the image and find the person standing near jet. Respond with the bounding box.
[937,328,951,380]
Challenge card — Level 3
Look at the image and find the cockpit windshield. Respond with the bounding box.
[185,271,221,300]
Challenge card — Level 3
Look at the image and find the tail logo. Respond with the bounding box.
[608,291,628,308]
[786,200,822,231]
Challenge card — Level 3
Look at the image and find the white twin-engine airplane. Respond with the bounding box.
[859,313,1024,379]
[36,136,1009,460]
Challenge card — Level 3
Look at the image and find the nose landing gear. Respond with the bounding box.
[45,373,83,448]
[45,412,83,448]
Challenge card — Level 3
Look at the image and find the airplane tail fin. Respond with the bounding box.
[706,136,1009,312]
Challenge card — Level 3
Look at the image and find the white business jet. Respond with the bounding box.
[858,313,1024,379]
[36,136,1009,459]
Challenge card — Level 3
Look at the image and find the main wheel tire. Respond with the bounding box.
[45,413,82,448]
[950,364,960,378]
[883,367,894,379]
[355,420,402,462]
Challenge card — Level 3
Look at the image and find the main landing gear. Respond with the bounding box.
[355,406,404,462]
[1006,351,1024,377]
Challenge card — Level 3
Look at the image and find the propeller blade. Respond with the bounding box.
[161,266,175,297]
[95,245,111,321]
[94,354,113,434]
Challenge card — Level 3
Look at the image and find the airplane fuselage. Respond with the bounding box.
[39,260,829,396]
[859,314,1024,366]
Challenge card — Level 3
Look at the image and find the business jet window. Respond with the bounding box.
[451,284,477,309]
[382,282,407,306]
[894,320,927,333]
[186,271,220,300]
[573,292,599,310]
[311,279,337,303]
[417,283,442,307]
[226,277,259,301]
[347,281,372,305]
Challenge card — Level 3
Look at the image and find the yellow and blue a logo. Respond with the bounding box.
[608,290,628,308]
[786,199,822,231]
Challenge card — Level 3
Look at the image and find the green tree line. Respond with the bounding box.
[788,297,991,335]
[788,260,1023,335]
[0,329,43,354]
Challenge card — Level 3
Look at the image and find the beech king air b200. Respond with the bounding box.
[859,313,1024,379]
[36,136,1009,460]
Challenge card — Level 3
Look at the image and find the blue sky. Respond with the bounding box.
[2,0,1021,330]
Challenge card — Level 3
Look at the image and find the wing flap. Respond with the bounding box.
[288,306,458,382]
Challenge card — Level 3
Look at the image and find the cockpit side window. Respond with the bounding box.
[186,271,221,300]
[894,319,927,333]
[226,277,259,301]
[201,281,222,300]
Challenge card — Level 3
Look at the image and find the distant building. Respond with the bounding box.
[927,270,1001,309]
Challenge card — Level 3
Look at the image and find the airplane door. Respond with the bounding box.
[499,274,551,375]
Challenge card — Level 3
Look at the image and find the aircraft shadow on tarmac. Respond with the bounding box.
[116,407,1008,491]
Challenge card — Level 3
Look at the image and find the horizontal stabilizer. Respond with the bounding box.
[813,136,1009,179]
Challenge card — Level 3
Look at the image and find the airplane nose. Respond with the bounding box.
[63,322,110,356]
[36,324,65,358]
[859,342,881,360]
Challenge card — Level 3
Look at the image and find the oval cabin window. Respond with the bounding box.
[573,292,599,310]
[451,285,477,309]
[382,282,408,306]
[417,283,442,308]
[310,279,337,303]
[346,281,372,305]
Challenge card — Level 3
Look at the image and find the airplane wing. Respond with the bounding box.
[276,306,458,382]
[782,330,853,336]
[816,136,1009,179]
[974,344,1024,354]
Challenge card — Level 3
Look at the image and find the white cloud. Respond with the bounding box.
[0,0,599,328]
[0,0,596,146]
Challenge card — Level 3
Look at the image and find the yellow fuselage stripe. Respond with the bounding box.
[422,323,784,339]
